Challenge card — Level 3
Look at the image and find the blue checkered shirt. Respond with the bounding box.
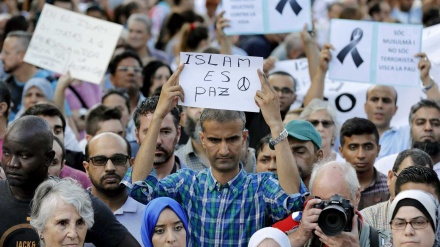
[130,168,308,246]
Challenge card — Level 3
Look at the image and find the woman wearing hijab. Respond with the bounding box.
[248,227,290,247]
[141,197,189,247]
[14,77,53,120]
[388,190,440,247]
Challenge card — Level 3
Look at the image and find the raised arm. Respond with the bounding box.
[301,24,320,85]
[416,52,440,100]
[131,65,185,182]
[216,11,232,55]
[303,44,334,106]
[255,69,300,193]
[53,73,74,117]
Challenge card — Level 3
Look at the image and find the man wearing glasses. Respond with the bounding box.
[83,132,145,246]
[109,51,145,114]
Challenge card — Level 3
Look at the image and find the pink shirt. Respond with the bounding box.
[60,165,92,189]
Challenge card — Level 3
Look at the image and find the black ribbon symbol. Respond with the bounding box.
[276,0,302,15]
[337,28,364,68]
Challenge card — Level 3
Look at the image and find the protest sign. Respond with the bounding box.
[24,4,123,84]
[270,58,424,128]
[223,0,312,35]
[329,19,422,87]
[178,52,263,112]
[422,23,440,64]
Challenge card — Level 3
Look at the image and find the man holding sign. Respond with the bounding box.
[128,65,307,246]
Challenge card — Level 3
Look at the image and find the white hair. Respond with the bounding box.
[30,178,94,241]
[127,13,152,34]
[299,98,340,139]
[309,160,360,201]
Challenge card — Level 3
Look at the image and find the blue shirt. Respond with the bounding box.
[130,168,308,246]
[378,125,410,159]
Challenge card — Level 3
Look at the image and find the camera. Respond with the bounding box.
[313,194,354,236]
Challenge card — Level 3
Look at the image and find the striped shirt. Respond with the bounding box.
[361,200,391,235]
[359,168,390,210]
[130,168,308,246]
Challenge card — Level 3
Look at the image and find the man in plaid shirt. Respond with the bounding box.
[128,65,308,246]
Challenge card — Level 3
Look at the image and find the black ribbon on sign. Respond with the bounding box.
[275,0,302,15]
[336,28,364,68]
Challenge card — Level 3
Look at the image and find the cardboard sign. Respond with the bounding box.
[223,0,312,35]
[329,19,422,87]
[24,4,123,84]
[178,52,263,112]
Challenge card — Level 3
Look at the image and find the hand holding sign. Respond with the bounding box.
[415,52,431,82]
[319,44,334,72]
[156,64,185,119]
[255,69,282,127]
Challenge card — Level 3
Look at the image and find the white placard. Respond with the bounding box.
[422,23,440,64]
[329,19,422,87]
[178,52,263,112]
[223,0,312,35]
[24,4,123,84]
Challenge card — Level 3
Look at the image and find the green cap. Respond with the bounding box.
[285,120,322,149]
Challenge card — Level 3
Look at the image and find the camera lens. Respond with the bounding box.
[318,205,347,236]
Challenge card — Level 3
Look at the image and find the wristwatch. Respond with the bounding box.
[269,129,288,150]
[422,77,437,93]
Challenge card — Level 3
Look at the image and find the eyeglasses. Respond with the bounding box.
[88,154,130,166]
[273,86,294,95]
[117,66,142,74]
[308,120,334,128]
[393,171,399,178]
[390,217,430,230]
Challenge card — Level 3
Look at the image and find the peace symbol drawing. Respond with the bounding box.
[237,77,251,91]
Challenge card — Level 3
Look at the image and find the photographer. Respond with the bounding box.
[287,161,382,247]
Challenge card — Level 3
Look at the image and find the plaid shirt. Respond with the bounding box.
[358,168,390,210]
[130,168,308,247]
[361,200,391,234]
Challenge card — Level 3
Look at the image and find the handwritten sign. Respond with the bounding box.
[329,19,422,87]
[178,52,263,112]
[223,0,312,35]
[24,4,123,84]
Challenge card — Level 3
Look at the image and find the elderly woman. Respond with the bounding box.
[141,197,189,247]
[30,178,94,247]
[248,227,290,247]
[300,98,343,161]
[387,190,440,247]
[14,77,53,120]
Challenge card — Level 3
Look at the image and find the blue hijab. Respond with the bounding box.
[141,197,189,247]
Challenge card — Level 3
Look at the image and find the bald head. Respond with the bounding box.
[366,85,398,105]
[85,132,131,160]
[7,115,53,151]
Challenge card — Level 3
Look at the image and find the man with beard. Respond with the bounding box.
[175,106,210,171]
[122,96,183,185]
[375,99,440,177]
[83,132,145,245]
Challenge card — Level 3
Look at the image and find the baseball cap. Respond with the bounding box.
[285,120,322,149]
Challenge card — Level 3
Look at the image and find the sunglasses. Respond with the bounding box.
[88,154,130,166]
[308,120,334,128]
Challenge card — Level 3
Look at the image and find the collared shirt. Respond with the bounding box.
[175,139,209,171]
[359,168,390,210]
[114,197,146,247]
[130,168,308,247]
[361,200,391,235]
[378,125,410,159]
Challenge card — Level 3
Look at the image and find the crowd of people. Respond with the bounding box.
[0,0,440,246]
